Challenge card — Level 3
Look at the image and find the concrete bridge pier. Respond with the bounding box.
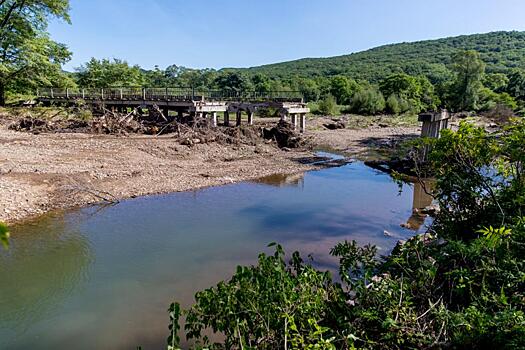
[418,110,451,159]
[211,112,218,127]
[236,111,242,126]
[247,111,254,125]
[224,111,230,126]
[290,114,298,130]
[299,114,306,133]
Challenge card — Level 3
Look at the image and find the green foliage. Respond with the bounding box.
[479,88,518,111]
[239,31,525,83]
[0,0,74,104]
[348,86,385,115]
[483,73,509,92]
[507,69,525,101]
[214,71,253,92]
[447,50,486,111]
[298,78,320,102]
[76,58,145,88]
[425,119,525,238]
[317,94,337,115]
[329,76,358,105]
[251,73,271,93]
[379,73,437,113]
[385,94,410,115]
[0,222,9,249]
[167,302,181,350]
[183,243,334,349]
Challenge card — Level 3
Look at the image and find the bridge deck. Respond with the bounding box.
[37,87,304,103]
[37,87,310,131]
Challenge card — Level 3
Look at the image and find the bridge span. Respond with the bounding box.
[37,87,310,132]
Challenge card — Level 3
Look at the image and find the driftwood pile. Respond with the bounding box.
[262,120,306,148]
[9,117,90,133]
[8,106,309,149]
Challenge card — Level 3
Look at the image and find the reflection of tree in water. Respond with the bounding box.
[253,172,305,188]
[0,214,93,341]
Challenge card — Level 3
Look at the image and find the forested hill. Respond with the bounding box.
[236,31,525,83]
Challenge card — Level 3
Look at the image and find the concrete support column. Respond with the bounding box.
[290,114,298,130]
[236,110,242,126]
[211,112,218,127]
[247,111,254,125]
[224,111,230,126]
[299,114,306,133]
[280,112,287,121]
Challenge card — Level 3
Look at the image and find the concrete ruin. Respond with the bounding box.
[37,87,310,133]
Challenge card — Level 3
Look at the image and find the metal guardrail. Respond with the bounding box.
[37,87,304,102]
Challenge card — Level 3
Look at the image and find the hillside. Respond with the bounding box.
[238,31,525,83]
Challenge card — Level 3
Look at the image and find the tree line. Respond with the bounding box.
[71,51,525,116]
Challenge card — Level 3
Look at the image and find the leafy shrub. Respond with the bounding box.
[317,94,337,115]
[349,87,385,115]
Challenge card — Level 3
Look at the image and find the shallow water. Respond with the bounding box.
[0,161,431,349]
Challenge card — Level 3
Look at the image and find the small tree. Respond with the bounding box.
[349,86,385,115]
[317,94,337,115]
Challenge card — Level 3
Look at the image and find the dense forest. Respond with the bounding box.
[237,31,525,83]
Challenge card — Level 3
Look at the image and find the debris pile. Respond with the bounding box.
[262,120,306,148]
[8,107,310,150]
[9,117,90,133]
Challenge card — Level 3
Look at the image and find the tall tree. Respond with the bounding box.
[449,50,486,111]
[0,0,73,105]
[214,71,252,92]
[75,58,145,88]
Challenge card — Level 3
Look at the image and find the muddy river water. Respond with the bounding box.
[0,160,432,349]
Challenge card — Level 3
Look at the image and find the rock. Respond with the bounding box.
[323,121,346,130]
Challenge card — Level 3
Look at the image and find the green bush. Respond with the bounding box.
[317,94,337,115]
[349,87,385,115]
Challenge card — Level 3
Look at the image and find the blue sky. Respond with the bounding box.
[49,0,525,71]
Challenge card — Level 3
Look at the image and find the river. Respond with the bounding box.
[0,160,432,349]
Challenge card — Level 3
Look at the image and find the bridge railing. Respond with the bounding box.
[37,87,304,102]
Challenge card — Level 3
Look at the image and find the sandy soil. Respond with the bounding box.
[308,116,420,157]
[0,115,419,224]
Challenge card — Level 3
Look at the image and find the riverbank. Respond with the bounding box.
[0,114,419,224]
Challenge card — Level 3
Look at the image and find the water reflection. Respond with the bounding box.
[404,181,434,231]
[0,162,431,350]
[0,214,93,344]
[254,172,305,187]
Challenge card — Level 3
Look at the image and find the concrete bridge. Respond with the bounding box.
[37,87,310,132]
